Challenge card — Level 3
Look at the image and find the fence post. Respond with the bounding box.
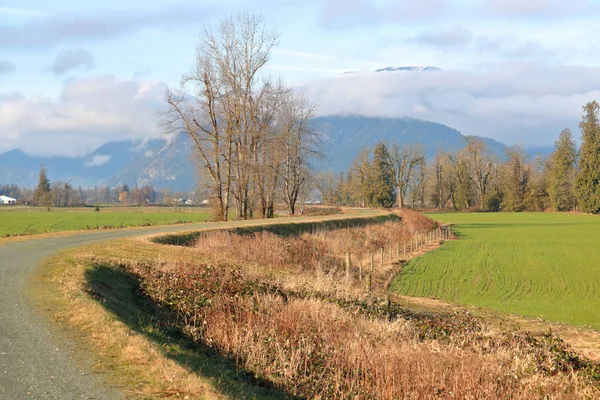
[380,247,384,266]
[370,252,374,273]
[359,261,363,282]
[345,252,351,281]
[389,245,393,262]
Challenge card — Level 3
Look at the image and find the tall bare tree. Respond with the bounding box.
[163,13,279,221]
[464,137,495,209]
[277,90,321,215]
[391,144,425,208]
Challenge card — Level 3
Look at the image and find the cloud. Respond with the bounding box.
[0,76,167,157]
[302,64,600,146]
[0,7,45,17]
[402,26,558,62]
[318,0,447,28]
[406,26,473,48]
[483,0,599,17]
[272,48,339,61]
[85,154,111,167]
[49,49,95,75]
[0,2,218,49]
[0,61,15,76]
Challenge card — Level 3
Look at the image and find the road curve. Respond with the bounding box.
[0,210,382,399]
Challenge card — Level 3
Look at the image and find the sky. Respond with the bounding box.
[2,0,600,157]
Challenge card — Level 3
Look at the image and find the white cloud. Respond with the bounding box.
[302,64,600,146]
[0,76,167,157]
[85,154,111,167]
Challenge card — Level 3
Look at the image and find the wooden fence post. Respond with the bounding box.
[380,247,384,266]
[345,252,351,281]
[359,261,363,282]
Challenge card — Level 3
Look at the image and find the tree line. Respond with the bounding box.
[1,165,196,208]
[163,13,320,221]
[316,101,600,214]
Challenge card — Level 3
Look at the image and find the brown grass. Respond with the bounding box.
[36,209,600,399]
[124,259,598,399]
[113,209,599,399]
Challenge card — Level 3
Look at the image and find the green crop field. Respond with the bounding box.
[390,212,600,329]
[0,207,212,237]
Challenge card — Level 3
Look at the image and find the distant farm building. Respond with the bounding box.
[0,195,16,204]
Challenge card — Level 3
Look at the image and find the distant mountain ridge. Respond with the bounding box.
[0,115,530,191]
[311,115,509,173]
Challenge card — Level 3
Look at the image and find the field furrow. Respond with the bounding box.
[390,212,600,329]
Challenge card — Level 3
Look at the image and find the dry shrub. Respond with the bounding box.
[194,209,438,275]
[113,211,598,398]
[123,262,599,399]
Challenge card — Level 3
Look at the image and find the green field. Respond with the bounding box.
[390,212,600,329]
[0,207,212,237]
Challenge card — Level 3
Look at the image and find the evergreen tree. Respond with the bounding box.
[575,101,600,213]
[501,146,530,212]
[548,128,577,211]
[33,164,52,210]
[368,143,396,208]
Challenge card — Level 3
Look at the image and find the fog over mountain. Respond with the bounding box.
[0,115,530,191]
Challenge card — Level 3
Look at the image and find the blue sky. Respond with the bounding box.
[2,0,600,156]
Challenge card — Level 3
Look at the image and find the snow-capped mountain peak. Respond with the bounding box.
[375,66,441,72]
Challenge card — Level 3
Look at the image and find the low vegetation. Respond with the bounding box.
[49,210,600,398]
[392,212,600,329]
[0,207,212,237]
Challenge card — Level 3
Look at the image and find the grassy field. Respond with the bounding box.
[0,206,212,237]
[390,212,600,330]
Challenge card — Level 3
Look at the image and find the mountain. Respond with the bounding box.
[107,135,197,192]
[375,66,441,72]
[344,66,442,74]
[0,136,197,191]
[312,115,508,172]
[0,116,516,191]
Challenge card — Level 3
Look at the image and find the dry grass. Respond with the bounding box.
[125,259,599,399]
[34,209,600,399]
[115,209,599,399]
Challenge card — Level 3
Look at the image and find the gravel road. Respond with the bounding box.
[0,211,379,399]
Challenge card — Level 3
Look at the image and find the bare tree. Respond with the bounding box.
[391,144,425,208]
[163,13,279,221]
[464,137,495,209]
[430,151,451,208]
[348,148,372,207]
[277,90,322,215]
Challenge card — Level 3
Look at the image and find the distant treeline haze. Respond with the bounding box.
[0,178,196,208]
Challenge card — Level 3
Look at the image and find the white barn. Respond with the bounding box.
[0,195,16,204]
